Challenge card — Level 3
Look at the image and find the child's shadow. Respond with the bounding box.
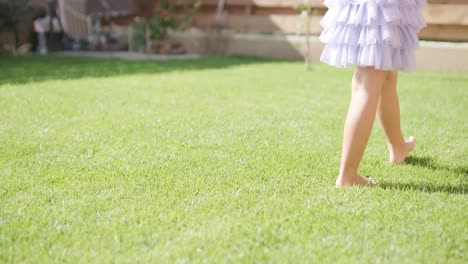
[379,155,467,194]
[405,156,439,170]
[405,156,467,176]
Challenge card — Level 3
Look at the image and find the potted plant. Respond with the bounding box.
[132,0,202,54]
[149,2,177,41]
[147,1,177,53]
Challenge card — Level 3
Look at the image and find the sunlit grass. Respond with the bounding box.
[0,55,466,263]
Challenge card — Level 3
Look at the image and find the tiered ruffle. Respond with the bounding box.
[319,0,427,71]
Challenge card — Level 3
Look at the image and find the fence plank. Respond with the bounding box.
[420,25,468,40]
[423,4,468,25]
[191,14,325,35]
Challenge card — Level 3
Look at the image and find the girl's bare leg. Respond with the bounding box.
[377,71,416,164]
[336,67,389,187]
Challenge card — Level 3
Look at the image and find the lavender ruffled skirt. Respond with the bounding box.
[320,0,427,72]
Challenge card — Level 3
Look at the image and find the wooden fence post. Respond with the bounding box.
[305,1,311,70]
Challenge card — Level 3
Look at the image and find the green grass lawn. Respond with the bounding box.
[0,55,466,263]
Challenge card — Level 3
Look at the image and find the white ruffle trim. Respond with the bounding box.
[321,43,416,71]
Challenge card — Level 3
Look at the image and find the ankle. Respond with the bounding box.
[338,166,361,184]
[388,136,416,164]
[388,136,416,150]
[338,169,358,180]
[387,140,405,151]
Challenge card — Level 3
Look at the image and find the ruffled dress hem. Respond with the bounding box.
[319,0,427,72]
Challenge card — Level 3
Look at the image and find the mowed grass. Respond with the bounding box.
[0,55,466,263]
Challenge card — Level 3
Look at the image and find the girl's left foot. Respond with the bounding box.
[389,136,416,164]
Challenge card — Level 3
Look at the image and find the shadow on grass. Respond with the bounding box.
[379,155,467,194]
[0,54,276,85]
[405,155,468,176]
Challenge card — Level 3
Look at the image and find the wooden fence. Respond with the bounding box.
[171,0,468,41]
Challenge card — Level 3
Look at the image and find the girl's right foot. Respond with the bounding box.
[389,136,416,164]
[335,174,378,188]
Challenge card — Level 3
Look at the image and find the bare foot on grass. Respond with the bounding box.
[389,136,416,164]
[335,174,378,188]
